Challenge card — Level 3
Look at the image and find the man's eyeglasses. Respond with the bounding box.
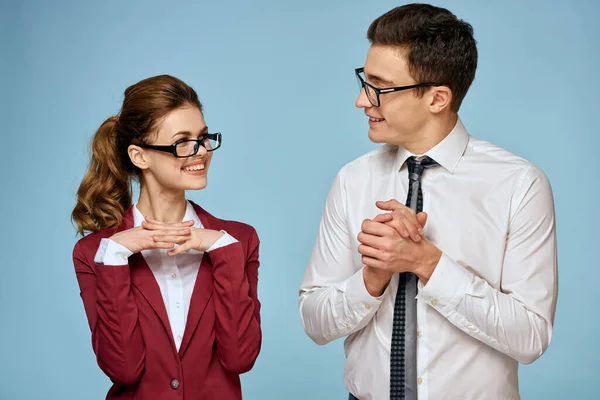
[355,67,441,107]
[138,133,222,158]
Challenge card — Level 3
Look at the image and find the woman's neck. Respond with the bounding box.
[136,185,188,223]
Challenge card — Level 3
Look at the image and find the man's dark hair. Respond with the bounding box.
[367,3,478,112]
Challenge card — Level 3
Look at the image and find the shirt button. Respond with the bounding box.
[344,322,351,329]
[417,377,423,385]
[171,273,177,279]
[176,302,181,308]
[417,330,422,338]
[430,299,439,306]
[170,379,180,389]
[365,303,371,310]
[177,335,182,342]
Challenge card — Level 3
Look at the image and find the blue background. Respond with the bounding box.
[1,0,598,399]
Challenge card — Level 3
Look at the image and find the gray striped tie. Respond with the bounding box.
[390,155,439,400]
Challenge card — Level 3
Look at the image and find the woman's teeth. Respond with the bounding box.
[183,164,205,171]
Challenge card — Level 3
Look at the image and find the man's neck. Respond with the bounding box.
[401,113,458,155]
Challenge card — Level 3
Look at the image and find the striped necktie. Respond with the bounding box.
[390,155,440,400]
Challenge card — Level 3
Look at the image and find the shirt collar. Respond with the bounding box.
[394,117,469,174]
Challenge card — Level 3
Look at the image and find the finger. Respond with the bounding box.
[142,220,161,230]
[152,241,176,249]
[395,210,422,241]
[143,225,191,236]
[361,255,386,270]
[357,232,387,250]
[153,235,190,245]
[417,212,428,228]
[142,222,193,231]
[361,219,397,237]
[146,229,191,241]
[358,244,382,259]
[152,233,191,241]
[143,219,194,230]
[375,199,403,211]
[168,242,191,256]
[392,207,423,236]
[374,213,410,238]
[383,217,412,239]
[373,213,393,223]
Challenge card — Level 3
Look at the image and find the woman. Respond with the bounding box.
[71,75,261,399]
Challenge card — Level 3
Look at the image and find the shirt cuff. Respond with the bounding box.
[94,238,133,265]
[341,266,387,313]
[416,252,472,314]
[206,231,238,252]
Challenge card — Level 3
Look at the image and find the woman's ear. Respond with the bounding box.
[128,144,150,170]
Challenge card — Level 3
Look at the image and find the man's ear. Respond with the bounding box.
[428,86,453,114]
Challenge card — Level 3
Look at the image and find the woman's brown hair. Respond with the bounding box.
[72,75,203,236]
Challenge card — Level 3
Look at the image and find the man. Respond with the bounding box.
[298,4,558,400]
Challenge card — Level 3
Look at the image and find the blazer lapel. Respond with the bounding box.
[178,202,219,357]
[129,253,174,349]
[117,206,175,352]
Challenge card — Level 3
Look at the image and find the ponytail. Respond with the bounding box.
[71,116,132,236]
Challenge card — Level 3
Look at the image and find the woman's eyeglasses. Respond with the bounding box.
[138,133,222,158]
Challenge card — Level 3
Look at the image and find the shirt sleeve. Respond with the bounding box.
[94,238,133,265]
[299,170,389,345]
[207,231,238,252]
[416,165,558,364]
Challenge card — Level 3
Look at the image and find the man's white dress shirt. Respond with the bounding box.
[299,119,558,400]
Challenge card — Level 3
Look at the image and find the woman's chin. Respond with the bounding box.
[184,177,208,191]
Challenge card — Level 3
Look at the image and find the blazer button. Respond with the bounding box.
[170,379,180,389]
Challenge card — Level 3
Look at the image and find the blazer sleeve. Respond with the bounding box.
[73,240,146,385]
[209,227,262,373]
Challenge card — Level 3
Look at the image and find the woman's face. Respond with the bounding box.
[133,105,214,192]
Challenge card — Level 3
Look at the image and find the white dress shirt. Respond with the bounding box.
[94,200,237,350]
[299,118,558,400]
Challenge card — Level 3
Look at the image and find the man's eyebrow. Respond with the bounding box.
[366,72,394,86]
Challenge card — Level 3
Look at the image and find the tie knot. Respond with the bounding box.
[406,156,439,181]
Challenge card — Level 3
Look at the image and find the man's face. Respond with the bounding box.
[355,45,432,147]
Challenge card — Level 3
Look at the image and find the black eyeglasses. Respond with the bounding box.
[355,67,441,107]
[138,133,222,158]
